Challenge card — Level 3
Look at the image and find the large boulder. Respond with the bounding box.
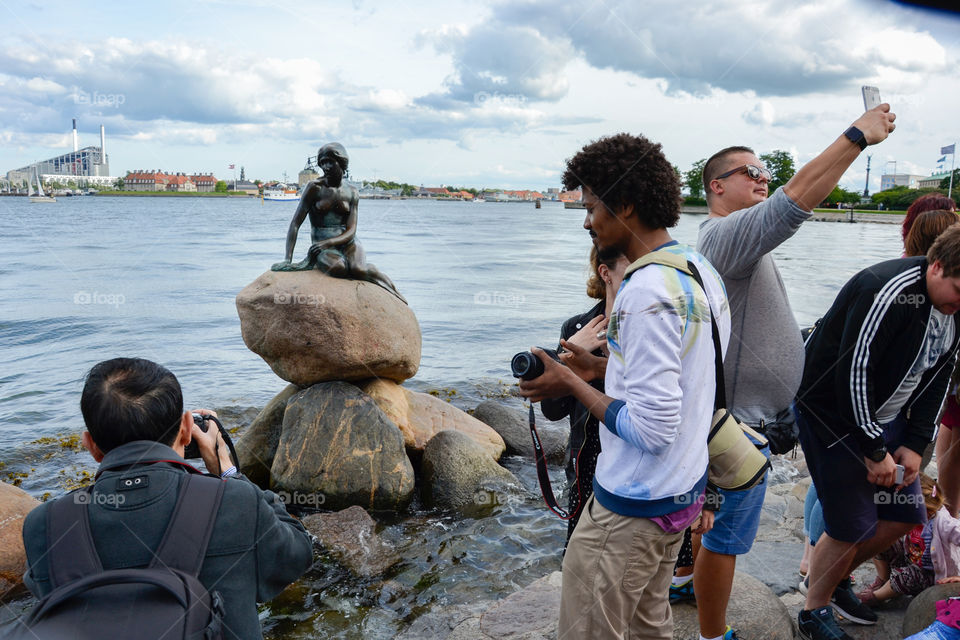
[473,400,567,464]
[0,482,40,600]
[301,506,399,578]
[421,430,517,512]
[271,382,415,511]
[361,380,505,460]
[903,583,960,637]
[235,383,300,488]
[672,572,794,639]
[236,270,421,386]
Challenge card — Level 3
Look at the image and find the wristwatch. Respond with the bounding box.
[866,445,888,462]
[844,126,868,151]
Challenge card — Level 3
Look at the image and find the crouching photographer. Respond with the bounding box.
[16,357,313,640]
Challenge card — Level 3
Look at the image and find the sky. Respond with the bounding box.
[1,0,958,192]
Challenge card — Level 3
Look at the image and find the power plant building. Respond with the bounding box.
[5,120,116,187]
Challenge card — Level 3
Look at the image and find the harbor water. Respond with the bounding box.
[0,195,904,637]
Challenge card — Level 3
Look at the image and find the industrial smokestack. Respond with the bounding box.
[100,125,105,162]
[72,119,78,152]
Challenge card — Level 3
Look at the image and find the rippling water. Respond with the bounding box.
[0,195,904,637]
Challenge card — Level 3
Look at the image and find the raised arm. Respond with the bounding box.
[280,184,315,262]
[782,104,896,211]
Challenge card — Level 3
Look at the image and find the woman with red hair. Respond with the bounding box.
[901,193,957,243]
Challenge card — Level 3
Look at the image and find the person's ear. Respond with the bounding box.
[177,412,193,448]
[82,431,105,462]
[598,264,612,285]
[710,179,724,197]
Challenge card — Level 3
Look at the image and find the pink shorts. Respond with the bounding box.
[943,395,960,431]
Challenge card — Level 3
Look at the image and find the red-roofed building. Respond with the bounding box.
[125,170,170,191]
[165,174,197,192]
[189,173,217,192]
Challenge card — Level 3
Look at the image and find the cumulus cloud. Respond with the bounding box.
[447,0,948,98]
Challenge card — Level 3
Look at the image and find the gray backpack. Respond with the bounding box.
[8,474,226,640]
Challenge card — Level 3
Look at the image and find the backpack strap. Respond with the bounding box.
[149,474,225,576]
[46,487,103,589]
[622,249,726,412]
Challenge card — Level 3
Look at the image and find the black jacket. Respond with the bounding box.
[22,441,314,640]
[798,257,960,456]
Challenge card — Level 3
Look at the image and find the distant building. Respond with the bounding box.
[558,189,583,203]
[416,187,452,197]
[6,120,115,187]
[125,170,216,192]
[227,180,260,196]
[918,171,953,190]
[880,173,924,191]
[298,156,320,187]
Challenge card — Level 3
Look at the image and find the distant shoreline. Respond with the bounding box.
[96,191,250,197]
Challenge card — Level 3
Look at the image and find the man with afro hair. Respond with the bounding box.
[520,132,730,639]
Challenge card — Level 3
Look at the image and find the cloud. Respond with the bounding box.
[458,0,949,98]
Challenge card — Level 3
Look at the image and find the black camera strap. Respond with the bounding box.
[529,404,582,520]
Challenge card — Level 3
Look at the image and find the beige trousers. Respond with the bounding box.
[558,496,683,639]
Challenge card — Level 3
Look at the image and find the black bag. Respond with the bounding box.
[761,413,799,456]
[8,474,226,640]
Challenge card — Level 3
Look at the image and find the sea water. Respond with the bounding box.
[0,195,903,637]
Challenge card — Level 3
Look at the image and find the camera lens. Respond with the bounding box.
[511,352,544,380]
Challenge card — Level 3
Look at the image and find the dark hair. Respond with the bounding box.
[317,142,349,171]
[562,133,681,229]
[702,146,755,200]
[586,245,626,299]
[904,210,959,257]
[80,358,184,452]
[928,225,960,278]
[903,194,957,241]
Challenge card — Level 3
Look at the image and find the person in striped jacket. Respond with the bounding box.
[795,225,960,640]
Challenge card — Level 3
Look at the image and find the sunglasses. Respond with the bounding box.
[716,164,772,182]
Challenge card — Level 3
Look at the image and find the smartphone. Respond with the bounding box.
[895,464,905,485]
[862,85,881,111]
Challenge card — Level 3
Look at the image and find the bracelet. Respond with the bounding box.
[220,465,238,478]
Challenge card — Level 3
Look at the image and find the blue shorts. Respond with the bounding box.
[701,442,770,556]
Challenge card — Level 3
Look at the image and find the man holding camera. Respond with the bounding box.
[520,133,730,639]
[692,104,897,640]
[21,357,314,640]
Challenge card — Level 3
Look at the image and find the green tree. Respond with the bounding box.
[113,177,124,190]
[214,180,228,193]
[824,185,860,206]
[685,159,707,199]
[760,150,795,192]
[940,169,960,190]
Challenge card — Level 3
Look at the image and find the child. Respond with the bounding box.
[858,474,949,605]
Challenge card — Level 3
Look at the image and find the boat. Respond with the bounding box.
[563,200,586,209]
[29,168,56,203]
[263,183,299,201]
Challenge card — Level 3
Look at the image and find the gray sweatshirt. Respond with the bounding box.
[697,188,812,426]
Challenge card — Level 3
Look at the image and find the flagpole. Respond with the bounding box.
[950,145,956,201]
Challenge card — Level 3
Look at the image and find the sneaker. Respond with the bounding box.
[799,574,809,595]
[669,578,695,604]
[722,625,742,639]
[830,578,878,625]
[798,607,854,640]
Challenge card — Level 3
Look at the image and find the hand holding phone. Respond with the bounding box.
[895,464,905,485]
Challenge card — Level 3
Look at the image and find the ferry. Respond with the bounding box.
[263,183,299,201]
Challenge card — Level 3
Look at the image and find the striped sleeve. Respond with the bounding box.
[848,265,922,443]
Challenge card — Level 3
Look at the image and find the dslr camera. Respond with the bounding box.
[511,348,562,380]
[183,413,228,459]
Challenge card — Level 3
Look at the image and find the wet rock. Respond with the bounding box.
[738,541,805,596]
[0,482,40,600]
[672,572,794,639]
[478,571,562,639]
[473,400,567,464]
[271,382,415,511]
[421,430,517,512]
[395,603,488,640]
[236,270,421,386]
[903,583,960,637]
[301,506,399,578]
[235,383,300,487]
[361,380,505,460]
